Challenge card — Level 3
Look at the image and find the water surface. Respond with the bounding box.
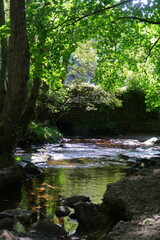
[9,136,160,232]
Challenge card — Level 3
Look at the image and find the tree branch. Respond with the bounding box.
[145,36,160,62]
[53,0,134,30]
[116,16,160,25]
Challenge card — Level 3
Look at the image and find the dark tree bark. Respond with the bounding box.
[0,0,7,112]
[0,0,30,160]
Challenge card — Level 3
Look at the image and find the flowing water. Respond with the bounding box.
[1,135,160,233]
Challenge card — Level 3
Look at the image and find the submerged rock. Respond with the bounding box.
[21,153,50,164]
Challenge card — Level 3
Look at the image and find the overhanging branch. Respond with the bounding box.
[116,16,160,25]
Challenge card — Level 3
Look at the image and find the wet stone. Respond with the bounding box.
[61,196,90,209]
[31,219,67,236]
[23,162,43,176]
[0,209,37,226]
[55,206,71,218]
[74,202,105,233]
[16,210,37,224]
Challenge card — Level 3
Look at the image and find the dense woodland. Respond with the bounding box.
[0,0,160,166]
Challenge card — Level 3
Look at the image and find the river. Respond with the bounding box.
[2,135,160,234]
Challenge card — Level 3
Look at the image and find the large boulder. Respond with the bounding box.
[99,165,160,239]
[107,217,160,240]
[0,187,22,212]
[70,165,160,239]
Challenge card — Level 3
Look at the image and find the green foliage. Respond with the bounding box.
[26,122,62,143]
[1,0,160,148]
[13,155,22,162]
[25,0,160,111]
[49,86,160,136]
[26,0,91,88]
[93,21,160,94]
[0,19,10,39]
[49,83,121,116]
[114,88,160,132]
[145,81,160,111]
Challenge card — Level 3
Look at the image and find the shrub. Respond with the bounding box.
[23,122,62,144]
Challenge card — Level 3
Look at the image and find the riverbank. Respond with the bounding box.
[98,161,160,239]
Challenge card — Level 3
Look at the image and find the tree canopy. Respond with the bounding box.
[0,0,160,163]
[24,0,160,106]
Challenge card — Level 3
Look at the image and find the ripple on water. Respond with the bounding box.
[18,139,160,168]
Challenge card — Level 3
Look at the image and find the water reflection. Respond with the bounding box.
[15,164,127,233]
[19,164,127,225]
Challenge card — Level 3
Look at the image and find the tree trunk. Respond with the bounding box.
[20,76,41,136]
[0,0,7,112]
[0,0,29,159]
